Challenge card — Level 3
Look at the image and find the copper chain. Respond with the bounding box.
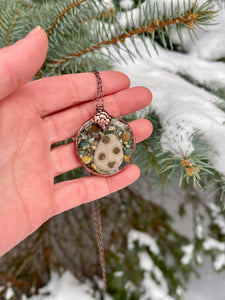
[91,70,106,290]
[93,70,104,110]
[91,199,106,291]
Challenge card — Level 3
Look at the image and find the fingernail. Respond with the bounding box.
[26,26,42,38]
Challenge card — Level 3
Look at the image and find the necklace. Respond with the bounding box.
[75,70,136,290]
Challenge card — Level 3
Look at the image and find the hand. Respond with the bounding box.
[0,27,152,256]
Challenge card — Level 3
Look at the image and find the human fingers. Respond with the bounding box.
[44,86,152,145]
[53,164,140,215]
[25,71,130,116]
[0,27,48,100]
[51,118,153,176]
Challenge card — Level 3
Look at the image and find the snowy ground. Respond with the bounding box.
[9,261,223,300]
[4,1,225,300]
[15,185,225,300]
[20,249,225,300]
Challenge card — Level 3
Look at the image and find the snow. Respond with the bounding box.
[196,223,204,239]
[176,287,183,297]
[110,33,225,174]
[101,0,115,9]
[120,0,134,9]
[18,2,225,300]
[138,252,173,300]
[208,202,221,215]
[127,229,160,255]
[124,280,136,293]
[108,0,225,175]
[203,237,225,252]
[214,253,225,271]
[140,273,174,300]
[5,287,14,300]
[152,46,225,97]
[107,4,225,175]
[181,244,194,265]
[213,215,225,235]
[196,254,203,265]
[139,251,153,271]
[207,202,225,234]
[26,272,96,300]
[181,7,225,60]
[114,270,123,277]
[195,215,204,239]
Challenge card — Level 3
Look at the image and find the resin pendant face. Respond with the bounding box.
[75,111,136,176]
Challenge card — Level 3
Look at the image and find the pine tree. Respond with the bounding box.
[0,0,225,299]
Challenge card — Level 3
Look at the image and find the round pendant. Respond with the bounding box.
[75,111,136,176]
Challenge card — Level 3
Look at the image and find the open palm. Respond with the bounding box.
[0,27,152,256]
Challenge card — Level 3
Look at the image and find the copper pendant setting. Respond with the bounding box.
[75,109,136,176]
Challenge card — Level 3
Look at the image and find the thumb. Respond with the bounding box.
[0,26,48,100]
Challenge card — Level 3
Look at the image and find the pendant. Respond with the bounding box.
[75,108,136,176]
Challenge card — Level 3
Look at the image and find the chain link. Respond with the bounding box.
[91,70,106,290]
[91,199,106,291]
[93,70,104,110]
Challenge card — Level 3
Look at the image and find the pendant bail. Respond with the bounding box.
[92,108,111,131]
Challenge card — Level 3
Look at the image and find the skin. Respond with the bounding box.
[0,27,153,257]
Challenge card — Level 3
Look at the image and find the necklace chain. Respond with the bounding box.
[91,199,106,291]
[93,70,104,110]
[91,70,107,290]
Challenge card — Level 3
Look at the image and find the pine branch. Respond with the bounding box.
[46,0,89,36]
[6,8,21,46]
[83,7,117,23]
[0,1,26,47]
[142,140,159,170]
[46,0,216,72]
[158,133,215,188]
[52,14,196,61]
[213,177,225,208]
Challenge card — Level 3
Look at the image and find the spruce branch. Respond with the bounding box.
[39,0,216,75]
[213,177,225,209]
[142,140,159,170]
[0,1,27,48]
[0,0,217,75]
[46,0,90,36]
[83,7,117,23]
[6,8,21,46]
[155,132,215,188]
[47,2,214,71]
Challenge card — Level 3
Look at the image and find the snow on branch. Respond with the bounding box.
[45,0,216,72]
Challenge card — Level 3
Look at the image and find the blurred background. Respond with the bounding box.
[0,0,225,299]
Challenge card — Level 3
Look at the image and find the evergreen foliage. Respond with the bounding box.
[0,0,225,299]
[0,0,217,76]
